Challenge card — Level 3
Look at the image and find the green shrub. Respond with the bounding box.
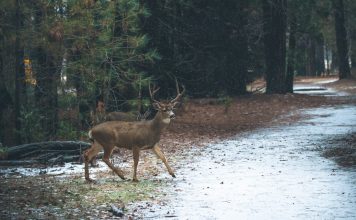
[57,120,80,140]
[0,145,8,160]
[17,107,46,143]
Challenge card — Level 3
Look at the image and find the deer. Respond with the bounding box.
[84,80,185,182]
[90,100,149,126]
[106,111,136,122]
[87,101,150,167]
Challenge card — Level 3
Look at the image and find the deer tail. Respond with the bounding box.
[88,130,94,143]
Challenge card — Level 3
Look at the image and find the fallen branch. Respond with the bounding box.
[6,141,91,160]
[0,160,38,166]
[48,155,64,165]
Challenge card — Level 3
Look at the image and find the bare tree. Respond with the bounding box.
[332,0,351,79]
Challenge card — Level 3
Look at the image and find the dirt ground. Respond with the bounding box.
[160,76,356,153]
[1,76,355,219]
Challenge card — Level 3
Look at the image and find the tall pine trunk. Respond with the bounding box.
[315,36,325,76]
[34,3,59,139]
[225,0,248,95]
[332,0,351,79]
[0,32,13,144]
[14,0,26,144]
[286,6,296,93]
[307,37,316,76]
[263,0,288,94]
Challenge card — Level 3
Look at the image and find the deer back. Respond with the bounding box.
[90,117,162,150]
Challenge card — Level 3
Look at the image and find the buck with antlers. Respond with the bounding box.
[84,80,185,182]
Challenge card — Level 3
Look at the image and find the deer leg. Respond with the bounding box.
[102,146,126,180]
[132,147,140,182]
[84,159,91,182]
[89,156,98,167]
[84,142,102,182]
[152,144,176,178]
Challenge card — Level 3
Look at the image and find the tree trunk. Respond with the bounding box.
[315,36,325,76]
[332,0,351,79]
[75,71,90,130]
[0,26,13,144]
[0,67,14,146]
[263,0,288,94]
[325,45,331,75]
[107,1,130,112]
[286,6,296,93]
[14,0,26,144]
[225,0,248,95]
[34,3,59,139]
[351,39,356,73]
[307,37,316,76]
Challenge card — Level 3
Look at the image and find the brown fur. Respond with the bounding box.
[84,104,176,182]
[84,81,184,182]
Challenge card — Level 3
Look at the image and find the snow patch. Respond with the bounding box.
[0,161,111,178]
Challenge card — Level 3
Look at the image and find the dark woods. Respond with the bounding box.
[0,0,355,145]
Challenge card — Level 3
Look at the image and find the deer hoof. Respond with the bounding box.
[171,173,176,178]
[90,161,99,167]
[117,173,125,180]
[132,178,139,182]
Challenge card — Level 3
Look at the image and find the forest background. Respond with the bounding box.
[0,0,355,146]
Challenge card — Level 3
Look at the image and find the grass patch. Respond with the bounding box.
[58,176,166,206]
[1,175,167,219]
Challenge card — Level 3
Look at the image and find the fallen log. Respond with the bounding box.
[48,155,64,165]
[39,149,82,154]
[35,152,61,162]
[6,141,91,160]
[18,149,41,159]
[0,160,38,166]
[62,155,81,163]
[0,155,84,166]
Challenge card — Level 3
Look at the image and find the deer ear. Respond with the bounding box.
[152,102,161,110]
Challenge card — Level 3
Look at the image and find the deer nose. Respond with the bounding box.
[169,112,175,119]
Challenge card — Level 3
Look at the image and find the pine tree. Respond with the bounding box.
[31,1,64,139]
[263,0,288,94]
[332,0,351,79]
[14,0,26,144]
[64,0,157,129]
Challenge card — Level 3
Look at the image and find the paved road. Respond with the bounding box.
[147,105,356,219]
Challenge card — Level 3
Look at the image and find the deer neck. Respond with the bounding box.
[151,111,170,132]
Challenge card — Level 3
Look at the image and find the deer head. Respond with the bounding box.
[149,79,185,123]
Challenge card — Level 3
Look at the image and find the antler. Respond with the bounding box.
[137,109,151,121]
[149,83,160,103]
[170,78,185,104]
